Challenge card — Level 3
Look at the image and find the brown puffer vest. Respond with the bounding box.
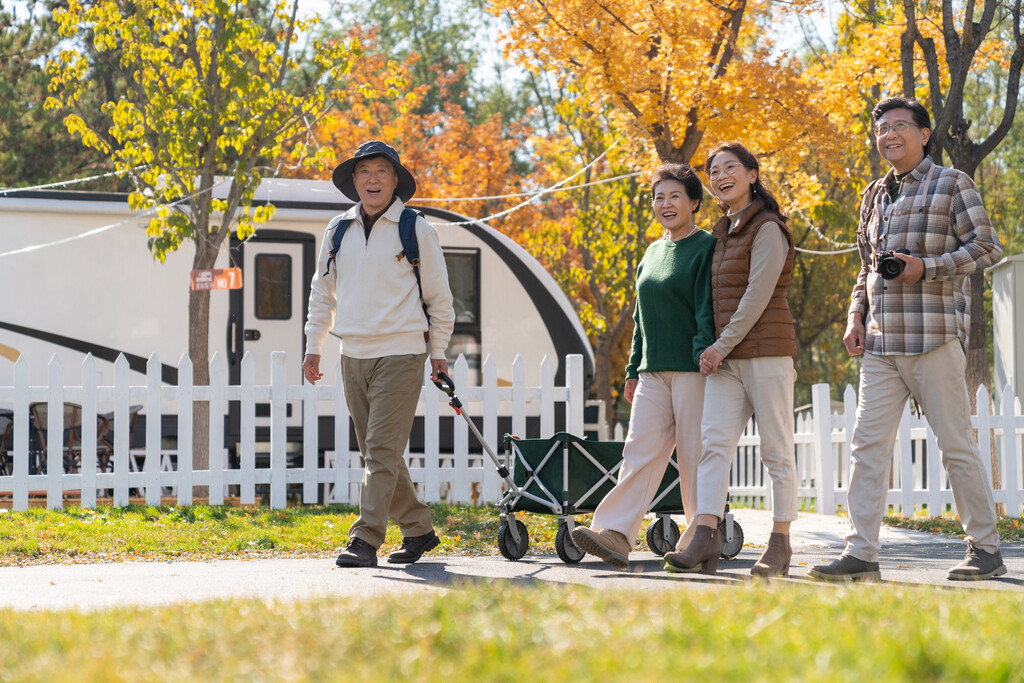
[711,199,797,358]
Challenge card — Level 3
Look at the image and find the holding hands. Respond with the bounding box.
[699,346,724,376]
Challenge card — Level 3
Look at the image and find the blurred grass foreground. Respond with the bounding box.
[1,583,1023,682]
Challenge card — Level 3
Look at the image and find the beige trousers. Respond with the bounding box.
[695,356,799,523]
[343,352,433,548]
[591,371,705,550]
[845,340,999,561]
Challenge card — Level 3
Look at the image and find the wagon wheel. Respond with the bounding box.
[555,521,585,565]
[645,517,680,556]
[718,519,744,560]
[497,519,529,561]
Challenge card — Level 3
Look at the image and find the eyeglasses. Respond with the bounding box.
[874,121,921,136]
[708,162,744,180]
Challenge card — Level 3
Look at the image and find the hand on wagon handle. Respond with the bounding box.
[429,358,449,383]
[302,353,323,385]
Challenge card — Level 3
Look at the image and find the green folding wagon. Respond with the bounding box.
[499,433,743,564]
[432,372,743,564]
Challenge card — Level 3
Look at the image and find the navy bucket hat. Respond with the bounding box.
[331,140,417,203]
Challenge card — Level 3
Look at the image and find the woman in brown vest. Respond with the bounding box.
[663,142,798,577]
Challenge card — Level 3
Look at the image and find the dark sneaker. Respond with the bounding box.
[809,554,881,582]
[336,537,378,568]
[946,542,1007,581]
[387,530,441,564]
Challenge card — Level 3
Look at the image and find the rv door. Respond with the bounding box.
[230,231,315,433]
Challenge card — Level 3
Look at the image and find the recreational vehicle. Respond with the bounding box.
[0,179,594,454]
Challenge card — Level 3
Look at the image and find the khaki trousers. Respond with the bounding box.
[343,353,433,548]
[845,340,999,561]
[695,356,799,523]
[591,371,705,550]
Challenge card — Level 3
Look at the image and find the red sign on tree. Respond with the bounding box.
[190,268,242,291]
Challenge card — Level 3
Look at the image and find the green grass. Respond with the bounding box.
[885,512,1024,541]
[0,504,588,565]
[1,503,1021,566]
[1,583,1023,681]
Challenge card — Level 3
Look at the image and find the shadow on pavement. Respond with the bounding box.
[374,559,554,591]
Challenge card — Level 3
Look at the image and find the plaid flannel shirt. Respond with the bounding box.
[849,156,1002,355]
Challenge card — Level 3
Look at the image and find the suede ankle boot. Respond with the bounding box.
[663,525,720,575]
[751,532,792,577]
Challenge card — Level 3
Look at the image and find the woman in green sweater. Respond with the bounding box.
[571,163,716,570]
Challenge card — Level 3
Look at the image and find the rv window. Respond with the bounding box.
[444,249,479,326]
[254,254,292,320]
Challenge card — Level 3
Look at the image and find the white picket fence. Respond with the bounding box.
[0,351,585,511]
[808,382,1024,517]
[2,351,1023,516]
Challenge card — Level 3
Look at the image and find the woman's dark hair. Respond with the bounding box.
[704,142,786,218]
[651,163,703,214]
[872,96,934,157]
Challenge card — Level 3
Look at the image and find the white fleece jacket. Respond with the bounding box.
[304,199,455,360]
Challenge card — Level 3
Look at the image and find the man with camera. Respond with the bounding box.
[810,97,1006,582]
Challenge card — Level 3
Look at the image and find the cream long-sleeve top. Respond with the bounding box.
[304,198,455,360]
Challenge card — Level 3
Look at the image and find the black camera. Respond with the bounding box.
[877,248,911,280]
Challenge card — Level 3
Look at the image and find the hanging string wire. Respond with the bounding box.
[793,214,858,255]
[795,245,859,255]
[805,222,856,248]
[426,137,626,227]
[414,170,644,202]
[0,166,145,196]
[0,145,864,257]
[0,140,625,254]
[0,181,228,259]
[697,179,858,256]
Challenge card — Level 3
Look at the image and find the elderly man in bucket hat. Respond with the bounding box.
[303,140,455,568]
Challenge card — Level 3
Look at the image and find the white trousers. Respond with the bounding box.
[845,340,999,561]
[695,356,799,523]
[591,371,705,550]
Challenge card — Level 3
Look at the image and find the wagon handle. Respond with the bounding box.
[431,371,462,411]
[431,371,456,397]
[430,369,516,491]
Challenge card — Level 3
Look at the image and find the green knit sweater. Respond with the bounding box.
[626,230,716,378]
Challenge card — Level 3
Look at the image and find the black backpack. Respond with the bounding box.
[323,207,429,323]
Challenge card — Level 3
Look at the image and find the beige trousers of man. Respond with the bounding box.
[695,356,799,522]
[591,371,705,550]
[343,352,433,548]
[845,339,999,562]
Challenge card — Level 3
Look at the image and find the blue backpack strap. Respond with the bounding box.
[323,216,351,276]
[398,208,430,324]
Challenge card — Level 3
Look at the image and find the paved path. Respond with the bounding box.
[2,509,1021,611]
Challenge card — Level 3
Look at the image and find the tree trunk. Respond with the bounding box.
[592,336,615,437]
[965,268,1003,506]
[869,82,881,178]
[188,286,211,502]
[966,271,991,401]
[189,241,218,502]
